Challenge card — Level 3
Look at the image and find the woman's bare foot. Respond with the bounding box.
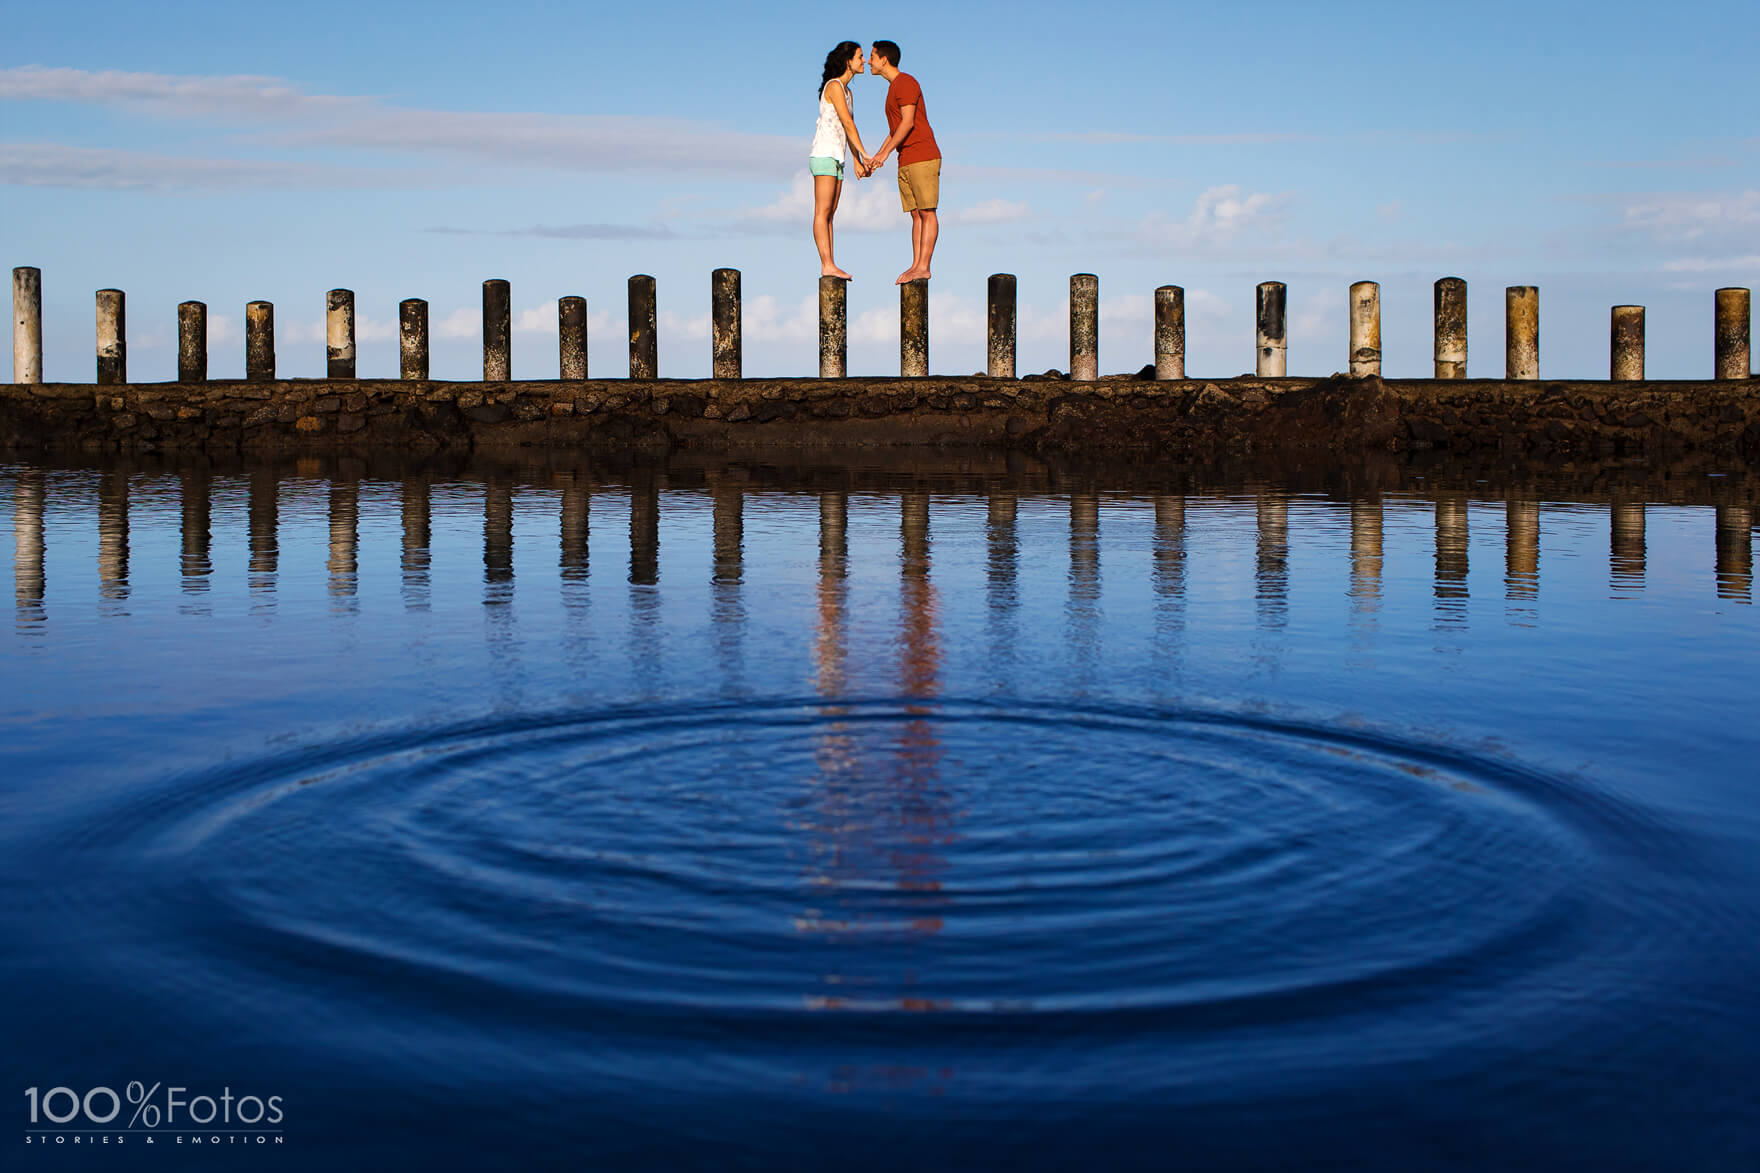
[822,264,853,280]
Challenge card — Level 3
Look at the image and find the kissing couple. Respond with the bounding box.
[810,40,941,286]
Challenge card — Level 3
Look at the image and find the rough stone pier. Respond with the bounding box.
[3,373,1758,459]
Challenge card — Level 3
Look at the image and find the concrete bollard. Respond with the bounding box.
[1611,305,1645,381]
[901,278,928,376]
[326,289,356,379]
[988,273,1016,379]
[1070,273,1098,381]
[559,296,588,381]
[629,275,657,379]
[1155,285,1185,380]
[712,268,741,379]
[246,301,276,382]
[1506,286,1539,379]
[483,279,511,381]
[1434,277,1468,379]
[818,276,847,378]
[1348,281,1381,377]
[96,289,126,386]
[400,299,429,380]
[1715,288,1750,379]
[1256,281,1287,377]
[12,267,42,384]
[178,302,207,382]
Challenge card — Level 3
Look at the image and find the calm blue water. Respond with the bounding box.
[3,453,1757,1170]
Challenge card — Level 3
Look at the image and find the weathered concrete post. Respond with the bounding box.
[1434,277,1468,379]
[901,278,928,376]
[400,299,429,380]
[1155,285,1185,380]
[1256,281,1287,377]
[629,275,657,378]
[988,273,1016,379]
[326,289,356,379]
[818,276,847,378]
[483,279,511,381]
[1348,281,1381,377]
[1611,305,1645,381]
[1715,288,1750,379]
[12,267,42,384]
[712,268,741,379]
[95,289,126,385]
[245,301,276,382]
[559,296,588,381]
[1506,286,1539,379]
[178,302,207,382]
[1070,273,1099,381]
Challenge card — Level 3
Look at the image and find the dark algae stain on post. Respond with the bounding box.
[1,448,1758,1169]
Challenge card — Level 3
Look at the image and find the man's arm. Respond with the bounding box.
[869,105,915,170]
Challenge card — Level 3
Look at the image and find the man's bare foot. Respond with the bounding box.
[822,264,853,280]
[895,267,926,285]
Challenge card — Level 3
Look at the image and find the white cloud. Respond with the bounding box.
[0,65,797,181]
[435,308,478,341]
[732,172,901,234]
[0,142,417,191]
[1620,189,1760,244]
[1662,255,1760,272]
[948,198,1032,225]
[1136,185,1293,251]
[1377,199,1403,223]
[744,294,818,344]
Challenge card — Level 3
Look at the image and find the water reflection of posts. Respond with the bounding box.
[98,470,130,604]
[248,468,278,599]
[1505,500,1540,601]
[897,489,944,934]
[1349,497,1383,615]
[1255,489,1289,627]
[400,475,430,610]
[328,478,359,608]
[628,471,660,587]
[984,490,1019,681]
[180,469,212,595]
[1152,494,1187,599]
[1434,495,1471,621]
[1068,492,1101,683]
[1714,506,1752,603]
[482,480,514,604]
[899,491,938,700]
[815,491,849,696]
[1610,502,1645,594]
[559,474,589,585]
[14,470,45,624]
[711,476,745,687]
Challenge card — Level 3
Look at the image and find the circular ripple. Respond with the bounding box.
[78,697,1665,1051]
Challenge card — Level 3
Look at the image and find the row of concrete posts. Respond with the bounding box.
[10,266,1754,384]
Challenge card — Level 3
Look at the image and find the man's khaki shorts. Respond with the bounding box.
[897,158,941,213]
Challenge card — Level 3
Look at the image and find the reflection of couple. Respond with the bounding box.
[811,40,941,285]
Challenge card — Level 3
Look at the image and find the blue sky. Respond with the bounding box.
[2,0,1754,381]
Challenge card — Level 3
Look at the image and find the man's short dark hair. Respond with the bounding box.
[873,40,901,68]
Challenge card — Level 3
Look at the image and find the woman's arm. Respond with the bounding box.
[826,81,868,168]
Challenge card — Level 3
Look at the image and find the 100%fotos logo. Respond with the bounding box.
[25,1082,284,1128]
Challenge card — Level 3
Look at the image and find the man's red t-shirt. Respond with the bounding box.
[885,72,941,166]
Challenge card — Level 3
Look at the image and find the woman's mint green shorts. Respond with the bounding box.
[809,156,844,180]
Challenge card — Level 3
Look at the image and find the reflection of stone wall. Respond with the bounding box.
[3,374,1758,458]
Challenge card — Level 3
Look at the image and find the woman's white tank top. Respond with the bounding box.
[809,80,848,164]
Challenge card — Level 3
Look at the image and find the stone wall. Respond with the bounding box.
[2,374,1757,458]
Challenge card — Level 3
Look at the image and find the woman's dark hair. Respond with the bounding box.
[820,41,861,94]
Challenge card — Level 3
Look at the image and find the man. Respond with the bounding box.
[863,41,941,285]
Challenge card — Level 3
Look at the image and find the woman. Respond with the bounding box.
[810,41,872,280]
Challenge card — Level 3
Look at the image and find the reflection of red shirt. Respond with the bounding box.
[885,72,941,166]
